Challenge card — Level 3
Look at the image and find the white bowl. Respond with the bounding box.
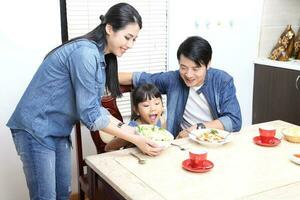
[136,125,174,148]
[282,127,300,143]
[189,128,232,147]
[290,153,300,165]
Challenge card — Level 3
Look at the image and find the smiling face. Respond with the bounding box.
[105,22,140,57]
[179,54,209,87]
[136,97,163,125]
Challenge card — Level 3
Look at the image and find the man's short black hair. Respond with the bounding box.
[177,36,212,67]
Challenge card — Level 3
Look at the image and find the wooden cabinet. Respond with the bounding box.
[252,64,300,125]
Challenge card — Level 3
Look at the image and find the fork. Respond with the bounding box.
[171,143,188,151]
[129,152,146,164]
[223,133,231,140]
[185,129,197,138]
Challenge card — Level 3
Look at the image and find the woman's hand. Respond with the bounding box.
[134,135,164,156]
[101,120,163,156]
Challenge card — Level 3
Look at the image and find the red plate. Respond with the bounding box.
[182,159,214,173]
[253,136,281,147]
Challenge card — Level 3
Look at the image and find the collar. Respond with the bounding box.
[80,38,106,64]
[91,40,106,64]
[196,68,210,95]
[191,84,203,91]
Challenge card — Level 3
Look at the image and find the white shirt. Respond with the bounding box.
[181,86,213,129]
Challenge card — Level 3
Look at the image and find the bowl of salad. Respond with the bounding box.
[136,125,174,148]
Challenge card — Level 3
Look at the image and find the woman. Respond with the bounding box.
[7,3,162,200]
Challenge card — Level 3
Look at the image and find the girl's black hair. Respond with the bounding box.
[46,3,142,97]
[131,83,162,120]
[177,36,212,67]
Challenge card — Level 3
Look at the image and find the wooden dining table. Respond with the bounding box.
[85,120,300,200]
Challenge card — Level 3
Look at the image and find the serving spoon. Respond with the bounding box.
[171,143,188,151]
[129,152,146,164]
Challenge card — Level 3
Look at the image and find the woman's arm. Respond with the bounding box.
[118,72,133,85]
[101,116,163,156]
[104,137,131,152]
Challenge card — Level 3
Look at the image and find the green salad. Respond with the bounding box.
[136,125,174,143]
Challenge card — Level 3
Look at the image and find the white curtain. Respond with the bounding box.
[66,0,168,117]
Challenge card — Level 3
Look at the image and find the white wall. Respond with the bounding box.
[0,0,264,198]
[0,1,61,199]
[2,0,296,199]
[168,0,264,126]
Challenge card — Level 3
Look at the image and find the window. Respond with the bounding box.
[66,0,168,117]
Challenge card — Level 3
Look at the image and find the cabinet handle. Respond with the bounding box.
[296,75,300,90]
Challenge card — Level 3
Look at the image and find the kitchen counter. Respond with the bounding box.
[252,63,300,125]
[254,58,300,71]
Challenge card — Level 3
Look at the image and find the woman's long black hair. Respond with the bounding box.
[46,3,142,97]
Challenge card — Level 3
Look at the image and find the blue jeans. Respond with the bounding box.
[12,129,71,200]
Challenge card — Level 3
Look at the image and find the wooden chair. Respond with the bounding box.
[75,85,132,200]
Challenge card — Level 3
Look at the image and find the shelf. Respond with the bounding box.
[254,58,300,71]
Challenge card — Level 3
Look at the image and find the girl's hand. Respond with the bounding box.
[134,135,164,156]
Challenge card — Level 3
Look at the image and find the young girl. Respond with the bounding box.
[7,3,162,200]
[105,83,165,151]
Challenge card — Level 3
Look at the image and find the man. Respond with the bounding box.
[120,36,242,138]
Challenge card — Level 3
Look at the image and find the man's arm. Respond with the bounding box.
[118,72,133,85]
[203,120,224,130]
[217,78,242,132]
[176,120,224,139]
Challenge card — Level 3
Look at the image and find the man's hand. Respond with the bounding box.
[176,125,197,139]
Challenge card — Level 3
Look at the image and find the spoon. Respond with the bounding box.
[129,152,146,164]
[171,143,188,151]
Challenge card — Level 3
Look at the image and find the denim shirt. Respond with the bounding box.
[7,39,110,149]
[133,68,242,137]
